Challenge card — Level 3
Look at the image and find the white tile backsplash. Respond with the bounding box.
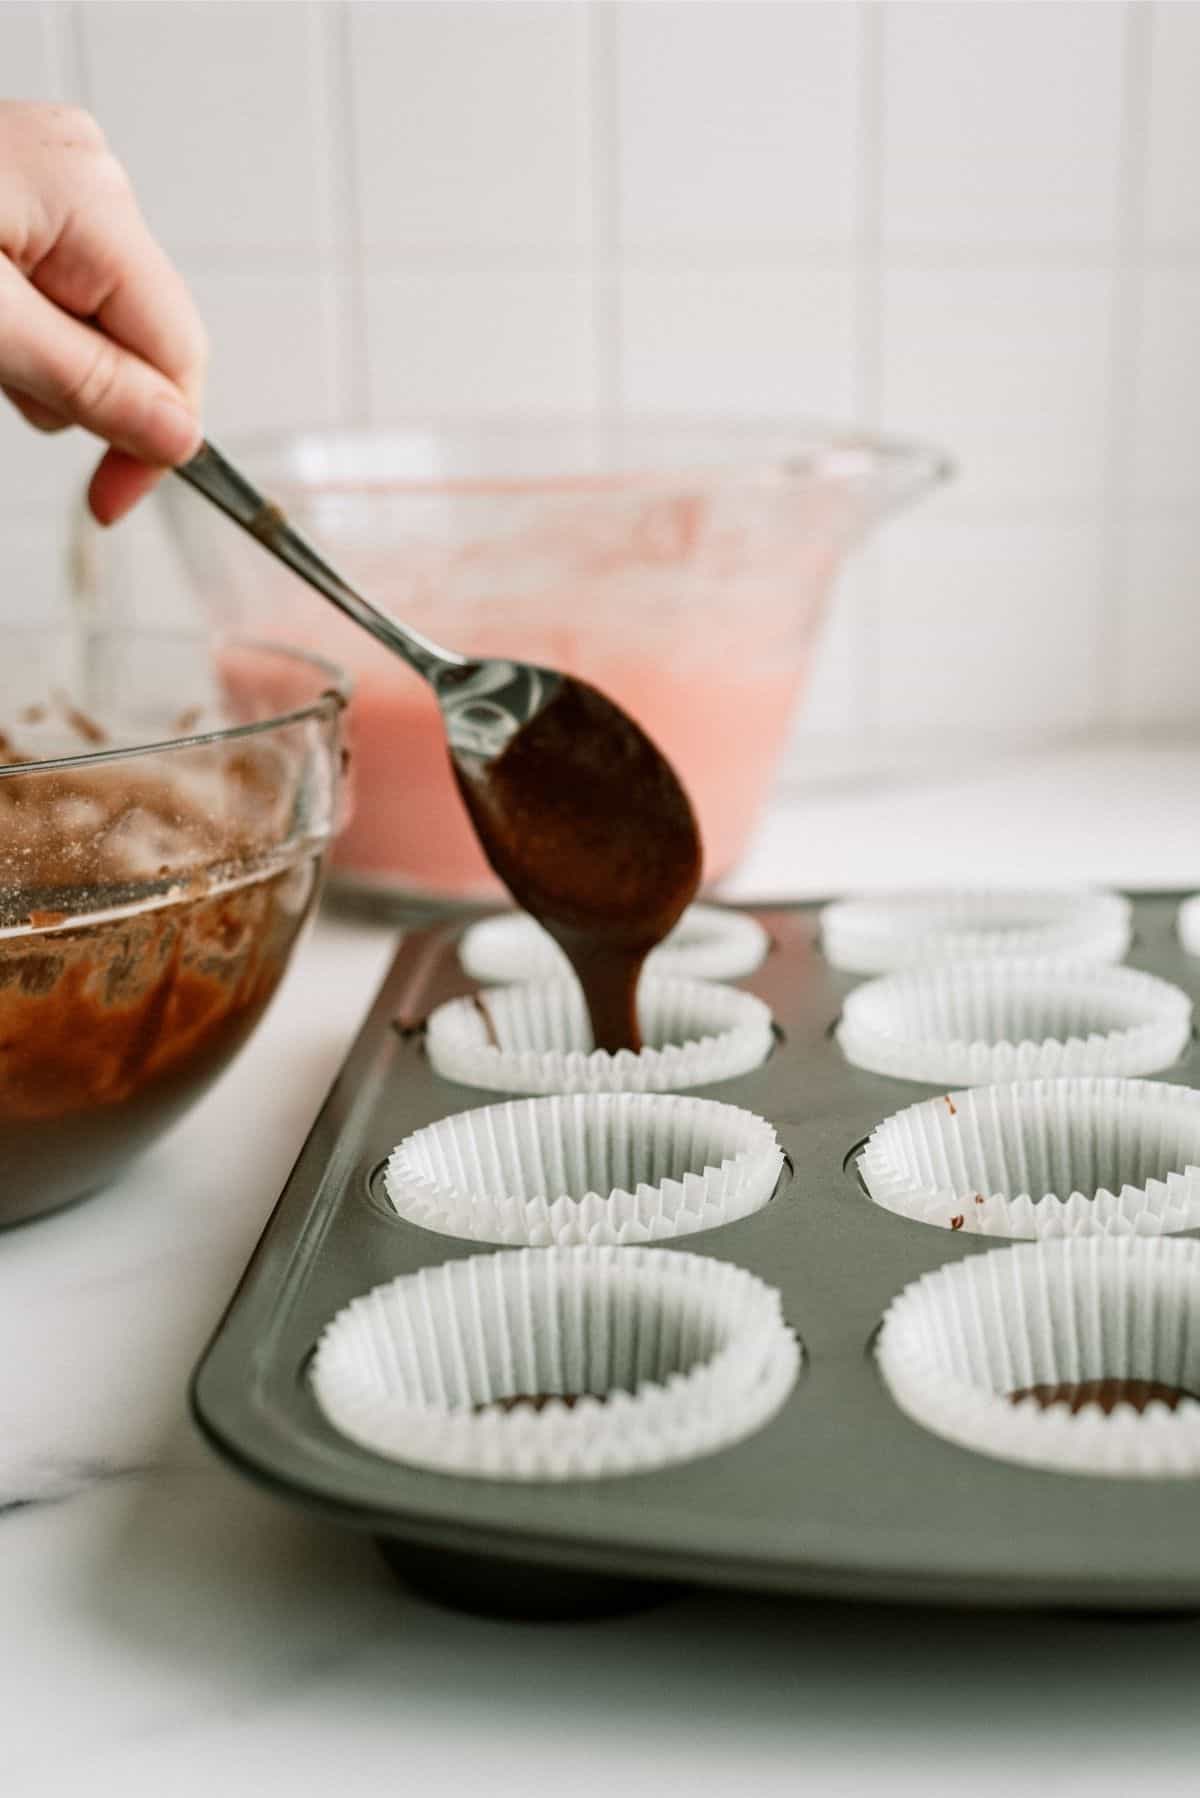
[878,517,1104,741]
[186,272,341,438]
[0,1,56,94]
[0,514,78,620]
[78,0,332,260]
[1132,268,1200,504]
[363,270,596,418]
[350,1,590,257]
[0,0,1197,770]
[0,409,95,524]
[1145,5,1200,250]
[881,2,1126,251]
[1119,519,1200,731]
[881,268,1115,507]
[616,1,861,255]
[620,268,857,416]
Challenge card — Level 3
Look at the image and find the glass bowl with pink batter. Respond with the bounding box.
[0,627,346,1222]
[156,419,947,906]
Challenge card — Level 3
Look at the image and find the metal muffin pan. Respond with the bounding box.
[191,893,1200,1617]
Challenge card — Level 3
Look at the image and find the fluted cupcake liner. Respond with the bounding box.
[837,960,1191,1086]
[426,975,775,1095]
[1178,896,1200,957]
[877,1238,1200,1477]
[384,1092,784,1247]
[311,1245,800,1480]
[459,903,770,985]
[859,1078,1200,1238]
[821,888,1131,975]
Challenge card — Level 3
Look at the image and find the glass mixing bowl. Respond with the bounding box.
[100,419,948,906]
[0,627,346,1223]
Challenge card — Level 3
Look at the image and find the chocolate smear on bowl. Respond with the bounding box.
[53,693,108,745]
[0,719,322,1220]
[0,865,318,1222]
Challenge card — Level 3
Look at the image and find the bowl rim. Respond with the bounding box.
[0,627,350,782]
[225,415,953,502]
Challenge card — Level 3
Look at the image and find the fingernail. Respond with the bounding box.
[147,394,203,465]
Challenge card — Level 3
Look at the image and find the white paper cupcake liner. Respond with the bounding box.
[384,1093,784,1247]
[837,960,1192,1086]
[427,975,775,1095]
[859,1078,1200,1239]
[877,1238,1200,1477]
[311,1245,800,1480]
[459,903,770,985]
[821,888,1131,975]
[1178,895,1200,957]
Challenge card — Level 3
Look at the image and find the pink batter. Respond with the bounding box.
[215,487,843,899]
[338,647,803,896]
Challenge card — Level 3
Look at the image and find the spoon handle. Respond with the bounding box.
[175,440,464,683]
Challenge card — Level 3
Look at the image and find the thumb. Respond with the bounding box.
[0,257,201,465]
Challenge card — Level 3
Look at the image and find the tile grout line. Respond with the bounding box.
[51,1,87,103]
[792,2,883,782]
[101,242,1200,279]
[321,0,370,426]
[587,0,621,413]
[1101,0,1153,740]
[306,0,346,430]
[43,0,90,610]
[851,0,884,756]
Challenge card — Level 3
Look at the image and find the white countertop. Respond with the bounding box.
[8,745,1200,1797]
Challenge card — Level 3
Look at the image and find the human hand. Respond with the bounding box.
[0,100,207,524]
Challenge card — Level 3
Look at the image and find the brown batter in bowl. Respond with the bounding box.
[0,629,346,1222]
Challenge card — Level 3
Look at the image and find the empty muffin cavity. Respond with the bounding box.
[877,1238,1200,1477]
[859,1077,1200,1237]
[821,888,1131,975]
[310,1245,800,1480]
[837,960,1191,1086]
[384,1092,784,1246]
[427,975,775,1094]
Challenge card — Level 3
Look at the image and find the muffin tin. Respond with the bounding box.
[191,892,1200,1618]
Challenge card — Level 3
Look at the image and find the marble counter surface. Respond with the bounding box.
[8,746,1200,1797]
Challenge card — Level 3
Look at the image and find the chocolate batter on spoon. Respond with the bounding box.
[451,677,702,1053]
[176,443,703,1055]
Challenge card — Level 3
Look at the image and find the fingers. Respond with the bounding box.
[0,103,208,522]
[0,254,202,466]
[1,384,70,432]
[39,165,208,522]
[31,153,207,407]
[1,381,160,523]
[87,448,166,527]
[3,383,169,525]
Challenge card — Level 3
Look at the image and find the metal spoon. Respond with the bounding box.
[175,440,703,1053]
[176,439,559,763]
